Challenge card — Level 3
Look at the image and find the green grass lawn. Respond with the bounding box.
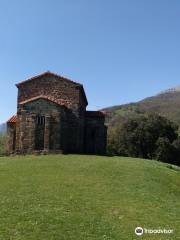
[0,155,179,240]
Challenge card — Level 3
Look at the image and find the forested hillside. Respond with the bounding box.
[103,87,180,127]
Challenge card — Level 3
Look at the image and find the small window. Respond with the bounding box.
[36,116,45,125]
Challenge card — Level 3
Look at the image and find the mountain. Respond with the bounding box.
[0,123,6,134]
[103,86,180,126]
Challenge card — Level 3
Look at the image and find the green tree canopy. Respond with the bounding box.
[108,114,180,165]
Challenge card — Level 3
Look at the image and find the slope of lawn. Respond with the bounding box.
[0,154,179,240]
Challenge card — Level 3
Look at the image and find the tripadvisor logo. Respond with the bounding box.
[135,227,143,236]
[135,226,173,236]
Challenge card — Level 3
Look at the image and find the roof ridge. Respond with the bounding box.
[7,115,17,123]
[16,71,82,87]
[19,95,69,107]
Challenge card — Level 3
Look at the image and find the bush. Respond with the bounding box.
[155,137,174,163]
[107,113,180,165]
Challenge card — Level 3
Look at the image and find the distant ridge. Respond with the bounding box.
[103,85,180,126]
[159,86,180,95]
[0,123,6,134]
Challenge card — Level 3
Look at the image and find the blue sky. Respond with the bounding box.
[0,0,180,123]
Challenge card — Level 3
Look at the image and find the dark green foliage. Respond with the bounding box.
[172,139,180,165]
[108,114,180,165]
[155,137,175,163]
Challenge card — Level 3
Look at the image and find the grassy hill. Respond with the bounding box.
[0,154,179,239]
[103,87,180,126]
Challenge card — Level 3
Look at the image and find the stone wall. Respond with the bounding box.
[15,110,36,153]
[15,98,86,154]
[85,114,107,155]
[6,123,16,154]
[16,99,63,153]
[7,73,107,155]
[17,74,87,112]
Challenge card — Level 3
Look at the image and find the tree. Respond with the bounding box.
[155,137,174,163]
[107,113,180,165]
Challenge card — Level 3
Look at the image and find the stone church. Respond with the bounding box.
[7,72,107,155]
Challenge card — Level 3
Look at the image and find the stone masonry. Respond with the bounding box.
[7,71,107,155]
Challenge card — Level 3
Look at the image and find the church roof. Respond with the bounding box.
[16,71,80,87]
[19,95,70,107]
[7,115,17,123]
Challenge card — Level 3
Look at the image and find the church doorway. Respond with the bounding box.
[85,127,97,154]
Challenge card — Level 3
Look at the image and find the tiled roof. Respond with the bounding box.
[7,115,17,123]
[16,71,81,87]
[19,95,71,107]
[86,111,105,118]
